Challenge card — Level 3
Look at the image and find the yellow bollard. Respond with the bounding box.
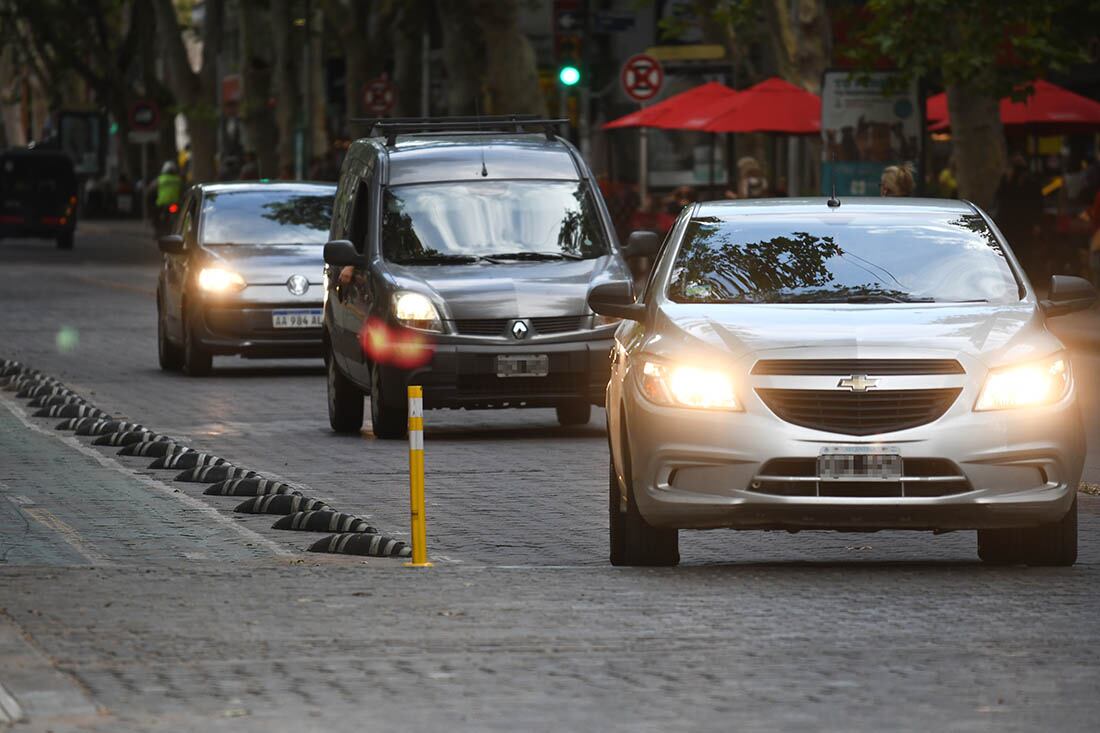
[404,385,432,567]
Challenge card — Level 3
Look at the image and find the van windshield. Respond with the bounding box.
[382,180,610,264]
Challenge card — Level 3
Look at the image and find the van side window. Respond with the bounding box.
[179,197,198,245]
[348,182,369,253]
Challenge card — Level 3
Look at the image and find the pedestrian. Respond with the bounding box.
[937,158,958,198]
[737,157,768,199]
[994,154,1044,280]
[880,164,915,197]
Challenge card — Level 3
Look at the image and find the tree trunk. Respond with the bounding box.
[946,83,1005,210]
[239,0,279,177]
[438,0,482,116]
[307,5,328,163]
[471,0,545,115]
[271,0,300,176]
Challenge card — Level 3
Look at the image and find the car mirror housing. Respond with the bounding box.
[621,230,660,260]
[588,281,645,322]
[323,239,365,267]
[1042,275,1097,317]
[158,234,184,254]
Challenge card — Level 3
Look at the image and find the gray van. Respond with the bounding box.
[322,117,636,438]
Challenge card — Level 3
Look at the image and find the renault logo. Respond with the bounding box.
[511,320,529,340]
[287,275,309,296]
[838,374,878,392]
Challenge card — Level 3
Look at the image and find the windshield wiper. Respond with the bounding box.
[844,294,935,304]
[482,251,584,262]
[392,254,481,265]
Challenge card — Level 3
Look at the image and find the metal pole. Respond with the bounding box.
[140,142,148,222]
[788,135,799,197]
[579,0,591,161]
[405,385,432,568]
[420,23,430,117]
[303,0,313,177]
[639,121,648,203]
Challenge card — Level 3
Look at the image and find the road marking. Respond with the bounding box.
[21,507,110,566]
[64,272,155,296]
[0,395,292,557]
[0,680,25,724]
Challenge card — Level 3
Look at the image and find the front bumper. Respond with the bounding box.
[195,302,323,359]
[624,380,1086,532]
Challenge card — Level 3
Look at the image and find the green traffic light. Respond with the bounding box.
[559,65,581,87]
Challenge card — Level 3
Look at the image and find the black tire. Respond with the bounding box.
[978,496,1077,566]
[609,440,679,567]
[56,230,74,249]
[181,312,212,376]
[157,299,184,371]
[326,349,364,434]
[556,400,591,426]
[369,363,407,440]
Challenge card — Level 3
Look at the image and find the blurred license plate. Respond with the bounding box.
[272,309,322,328]
[496,354,549,378]
[818,446,902,480]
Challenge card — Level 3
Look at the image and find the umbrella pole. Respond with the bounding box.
[709,133,716,197]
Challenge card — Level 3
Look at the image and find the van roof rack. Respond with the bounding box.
[350,115,568,147]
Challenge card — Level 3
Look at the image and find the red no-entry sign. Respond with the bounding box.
[363,77,397,116]
[621,54,664,102]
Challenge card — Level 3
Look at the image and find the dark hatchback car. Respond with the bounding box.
[322,117,635,438]
[157,181,336,375]
[0,149,78,249]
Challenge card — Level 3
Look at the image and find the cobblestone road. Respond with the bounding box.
[1,222,1098,731]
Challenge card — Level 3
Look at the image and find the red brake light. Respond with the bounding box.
[168,203,179,214]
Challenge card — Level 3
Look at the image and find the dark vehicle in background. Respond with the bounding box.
[157,182,336,375]
[0,149,78,249]
[322,116,636,438]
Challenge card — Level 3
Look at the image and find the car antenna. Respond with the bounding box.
[475,97,489,177]
[827,153,840,208]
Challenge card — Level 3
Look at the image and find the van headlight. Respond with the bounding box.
[393,291,443,333]
[638,359,741,410]
[975,354,1070,411]
[197,267,246,292]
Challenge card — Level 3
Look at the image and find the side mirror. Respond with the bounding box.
[1041,275,1097,317]
[323,239,365,267]
[621,230,660,260]
[588,281,645,322]
[158,234,184,254]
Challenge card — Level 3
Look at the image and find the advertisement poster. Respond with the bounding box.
[821,71,921,196]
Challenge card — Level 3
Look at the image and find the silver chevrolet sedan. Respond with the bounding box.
[589,198,1096,567]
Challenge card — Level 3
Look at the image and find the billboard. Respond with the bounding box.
[821,70,921,196]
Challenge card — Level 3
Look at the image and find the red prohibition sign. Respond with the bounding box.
[621,54,664,102]
[363,77,397,116]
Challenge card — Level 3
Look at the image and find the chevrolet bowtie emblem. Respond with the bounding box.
[838,374,878,392]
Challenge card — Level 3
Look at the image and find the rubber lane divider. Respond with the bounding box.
[56,415,114,431]
[204,478,301,497]
[16,383,71,399]
[93,430,163,447]
[234,495,329,515]
[273,511,377,534]
[119,441,190,457]
[76,419,144,437]
[308,533,412,558]
[175,465,259,483]
[29,394,83,408]
[149,451,227,470]
[42,404,110,420]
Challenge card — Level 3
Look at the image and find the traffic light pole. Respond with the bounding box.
[578,0,591,161]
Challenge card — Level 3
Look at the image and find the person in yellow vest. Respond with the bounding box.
[154,161,183,236]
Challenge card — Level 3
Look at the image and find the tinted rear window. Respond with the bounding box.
[666,211,1021,305]
[201,190,334,245]
[0,155,76,198]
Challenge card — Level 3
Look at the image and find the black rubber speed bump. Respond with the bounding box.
[16,383,69,399]
[0,361,26,377]
[4,375,48,392]
[308,533,411,558]
[204,478,301,497]
[28,394,82,408]
[149,452,226,470]
[273,511,377,534]
[175,465,259,483]
[93,430,163,447]
[234,495,329,515]
[76,419,143,437]
[42,404,109,420]
[119,441,190,458]
[56,416,103,431]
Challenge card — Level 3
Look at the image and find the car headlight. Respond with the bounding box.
[393,291,443,333]
[975,353,1070,411]
[638,359,741,410]
[197,267,246,292]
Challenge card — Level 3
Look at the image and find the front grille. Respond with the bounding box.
[751,359,964,376]
[452,316,588,337]
[751,457,971,498]
[530,315,587,334]
[756,388,961,436]
[453,318,508,336]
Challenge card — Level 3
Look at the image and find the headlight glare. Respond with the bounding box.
[197,267,246,292]
[975,354,1070,411]
[639,360,740,410]
[393,291,443,332]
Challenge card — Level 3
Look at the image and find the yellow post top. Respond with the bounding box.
[408,385,423,399]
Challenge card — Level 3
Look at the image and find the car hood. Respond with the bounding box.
[386,256,631,319]
[653,302,1059,368]
[204,243,326,285]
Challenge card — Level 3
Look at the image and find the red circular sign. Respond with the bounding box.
[621,54,664,102]
[363,78,397,116]
[128,100,160,132]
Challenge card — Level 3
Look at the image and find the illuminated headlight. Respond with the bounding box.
[975,354,1070,411]
[393,291,443,332]
[638,360,741,410]
[197,267,246,292]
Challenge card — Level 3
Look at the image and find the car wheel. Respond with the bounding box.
[56,230,74,249]
[326,348,364,434]
[181,313,212,377]
[556,400,591,426]
[369,363,407,440]
[157,300,184,371]
[978,496,1077,566]
[609,438,679,567]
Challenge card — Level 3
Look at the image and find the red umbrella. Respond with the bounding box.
[602,81,737,130]
[927,80,1100,132]
[693,77,821,134]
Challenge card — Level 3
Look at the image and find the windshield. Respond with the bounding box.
[666,212,1022,304]
[382,180,610,264]
[200,190,334,245]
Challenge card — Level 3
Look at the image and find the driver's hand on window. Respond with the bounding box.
[338,266,354,286]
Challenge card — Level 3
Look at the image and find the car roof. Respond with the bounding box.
[360,133,581,185]
[195,181,336,194]
[694,197,977,217]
